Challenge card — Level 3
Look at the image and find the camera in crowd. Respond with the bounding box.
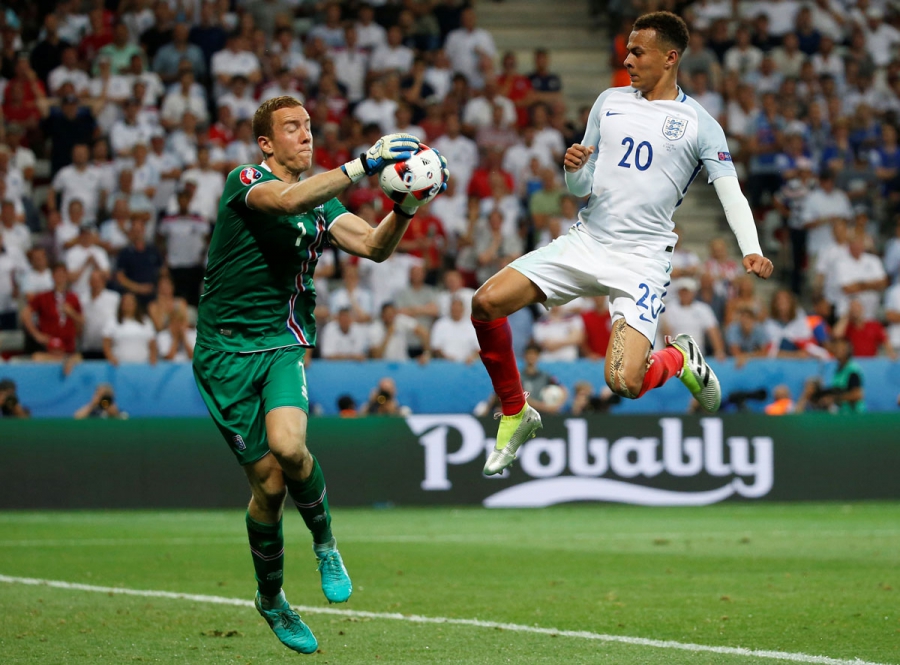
[723,388,768,412]
[0,378,29,418]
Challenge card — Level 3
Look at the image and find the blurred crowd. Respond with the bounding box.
[0,0,897,414]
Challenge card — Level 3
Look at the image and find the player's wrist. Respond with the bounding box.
[393,203,417,218]
[341,156,367,183]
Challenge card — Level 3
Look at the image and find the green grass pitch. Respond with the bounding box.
[0,503,897,664]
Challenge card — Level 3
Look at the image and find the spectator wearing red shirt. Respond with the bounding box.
[467,146,514,199]
[497,52,533,128]
[397,203,447,281]
[580,296,612,359]
[3,59,46,132]
[79,9,114,64]
[834,300,896,359]
[20,262,84,373]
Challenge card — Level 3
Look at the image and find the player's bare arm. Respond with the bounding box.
[328,210,415,263]
[247,168,355,216]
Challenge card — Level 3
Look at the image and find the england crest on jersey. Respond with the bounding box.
[662,116,688,141]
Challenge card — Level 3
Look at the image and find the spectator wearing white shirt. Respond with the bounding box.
[0,200,31,254]
[103,292,157,365]
[89,56,133,135]
[770,32,806,79]
[353,79,398,134]
[48,45,91,95]
[166,111,200,167]
[124,54,165,107]
[689,70,723,121]
[307,2,345,49]
[354,4,387,53]
[156,304,196,362]
[210,33,261,98]
[431,297,480,363]
[723,26,764,77]
[0,232,26,329]
[110,98,153,158]
[424,49,453,102]
[532,306,585,362]
[885,283,900,352]
[50,205,81,259]
[437,269,475,320]
[65,222,111,305]
[462,78,516,131]
[431,114,478,194]
[161,69,209,128]
[99,199,133,258]
[444,6,496,90]
[331,25,368,104]
[501,125,554,195]
[531,103,566,163]
[158,187,209,306]
[862,8,900,68]
[81,269,121,359]
[49,144,104,223]
[759,0,801,38]
[217,75,256,121]
[811,35,844,82]
[884,217,900,284]
[175,147,225,222]
[814,218,851,312]
[800,170,853,260]
[368,302,430,362]
[258,66,305,105]
[225,120,257,169]
[6,125,36,198]
[834,234,889,319]
[319,308,369,361]
[329,263,375,324]
[18,248,53,298]
[121,142,160,204]
[370,25,415,76]
[662,279,726,360]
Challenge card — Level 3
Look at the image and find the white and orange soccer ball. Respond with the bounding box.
[379,146,444,209]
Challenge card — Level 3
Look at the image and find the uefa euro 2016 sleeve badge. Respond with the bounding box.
[662,116,688,141]
[240,166,263,185]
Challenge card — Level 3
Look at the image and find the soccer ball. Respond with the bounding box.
[540,384,567,408]
[379,147,444,209]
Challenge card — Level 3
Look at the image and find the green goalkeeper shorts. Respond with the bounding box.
[193,344,309,465]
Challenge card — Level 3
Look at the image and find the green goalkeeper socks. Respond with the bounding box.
[245,512,284,598]
[284,455,334,546]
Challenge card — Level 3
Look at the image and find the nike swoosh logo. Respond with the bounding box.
[639,314,652,323]
[606,111,624,116]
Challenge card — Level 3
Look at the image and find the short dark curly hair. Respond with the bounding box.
[632,11,690,55]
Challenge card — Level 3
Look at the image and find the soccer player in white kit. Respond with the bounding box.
[471,12,774,475]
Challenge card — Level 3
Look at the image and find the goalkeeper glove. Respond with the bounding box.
[430,147,450,194]
[342,133,421,183]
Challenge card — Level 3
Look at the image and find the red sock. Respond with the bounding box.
[637,347,684,398]
[472,317,526,416]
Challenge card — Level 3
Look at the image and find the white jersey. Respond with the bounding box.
[566,86,736,259]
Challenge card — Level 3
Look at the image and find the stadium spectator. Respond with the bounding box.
[764,385,795,415]
[724,25,764,77]
[74,383,124,419]
[662,278,726,360]
[98,199,133,258]
[443,6,495,90]
[724,275,767,326]
[329,263,374,324]
[885,281,900,353]
[533,305,585,362]
[800,169,853,262]
[156,304,196,362]
[48,45,90,96]
[336,394,358,418]
[0,232,25,330]
[579,296,612,360]
[833,300,895,359]
[473,208,523,286]
[437,269,475,320]
[18,248,53,298]
[354,3,387,53]
[526,48,562,105]
[153,22,206,84]
[98,22,145,75]
[116,218,163,305]
[697,272,727,324]
[394,263,441,341]
[764,289,826,358]
[362,377,411,416]
[432,113,477,194]
[0,200,30,254]
[157,188,209,306]
[520,343,568,414]
[65,221,110,305]
[796,338,864,413]
[20,262,83,372]
[48,144,104,224]
[31,14,68,85]
[368,302,430,362]
[80,269,120,360]
[430,296,480,363]
[834,233,888,320]
[726,307,770,366]
[102,291,157,365]
[147,275,187,333]
[370,25,414,76]
[319,307,369,361]
[0,378,30,418]
[569,381,620,415]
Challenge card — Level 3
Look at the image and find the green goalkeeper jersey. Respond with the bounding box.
[196,164,349,353]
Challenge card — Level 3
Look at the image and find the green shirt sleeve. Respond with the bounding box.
[224,165,271,212]
[323,197,350,230]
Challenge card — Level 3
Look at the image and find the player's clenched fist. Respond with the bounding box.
[743,254,774,279]
[342,133,421,182]
[564,143,595,172]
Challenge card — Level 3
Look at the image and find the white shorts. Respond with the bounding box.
[509,225,672,345]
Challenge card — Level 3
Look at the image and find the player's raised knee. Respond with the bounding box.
[471,289,501,322]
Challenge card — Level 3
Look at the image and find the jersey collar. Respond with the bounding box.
[635,86,687,103]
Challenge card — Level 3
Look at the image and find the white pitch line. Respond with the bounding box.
[0,574,892,665]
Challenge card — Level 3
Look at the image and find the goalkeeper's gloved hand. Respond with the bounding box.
[342,133,421,183]
[431,147,450,194]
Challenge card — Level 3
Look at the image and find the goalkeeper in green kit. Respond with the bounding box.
[192,96,448,654]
